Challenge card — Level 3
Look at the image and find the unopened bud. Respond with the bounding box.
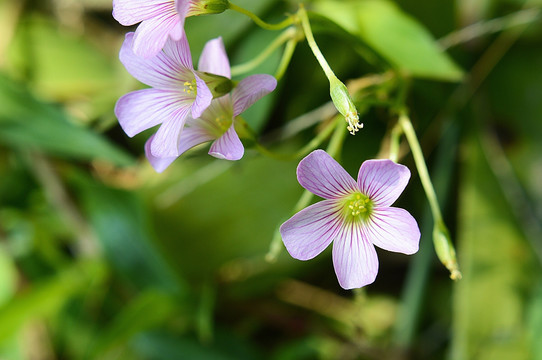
[433,222,462,280]
[188,0,229,16]
[196,71,234,98]
[329,76,362,135]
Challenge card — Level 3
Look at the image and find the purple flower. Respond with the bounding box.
[112,0,227,58]
[280,150,420,289]
[115,32,213,159]
[144,38,277,172]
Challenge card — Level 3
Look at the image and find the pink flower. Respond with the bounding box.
[144,38,277,172]
[114,32,213,158]
[280,150,420,289]
[112,0,227,58]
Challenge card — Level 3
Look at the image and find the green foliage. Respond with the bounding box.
[0,0,541,359]
[312,0,464,81]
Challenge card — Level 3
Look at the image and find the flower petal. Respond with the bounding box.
[198,37,231,78]
[150,106,191,157]
[366,207,420,255]
[145,135,177,173]
[120,32,193,88]
[208,124,244,160]
[177,120,215,155]
[191,72,213,118]
[232,74,277,116]
[115,89,190,137]
[357,159,411,207]
[297,150,358,200]
[132,13,183,58]
[280,200,342,261]
[112,0,175,26]
[332,223,379,289]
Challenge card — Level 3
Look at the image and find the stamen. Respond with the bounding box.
[346,111,363,135]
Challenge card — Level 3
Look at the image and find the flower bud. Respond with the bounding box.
[329,76,362,135]
[196,71,234,98]
[189,0,229,16]
[433,222,462,280]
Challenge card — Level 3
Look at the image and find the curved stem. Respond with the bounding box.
[297,4,335,80]
[228,2,294,31]
[275,38,298,80]
[231,27,297,77]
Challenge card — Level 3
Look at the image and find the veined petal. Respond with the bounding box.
[280,200,343,261]
[150,106,191,157]
[176,0,191,18]
[120,33,194,88]
[332,222,379,289]
[177,120,215,156]
[209,124,243,160]
[357,159,411,207]
[191,72,213,118]
[132,14,183,59]
[115,89,189,137]
[162,31,193,68]
[113,0,175,26]
[297,150,358,200]
[366,207,420,255]
[232,74,277,116]
[198,37,231,78]
[145,135,177,173]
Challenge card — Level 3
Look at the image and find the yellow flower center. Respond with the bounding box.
[343,192,373,223]
[182,79,197,95]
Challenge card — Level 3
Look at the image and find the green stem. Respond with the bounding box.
[231,27,297,77]
[227,2,294,31]
[297,4,336,80]
[399,113,443,224]
[399,113,461,279]
[389,122,403,162]
[275,38,298,80]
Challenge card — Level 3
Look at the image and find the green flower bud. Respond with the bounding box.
[329,76,362,135]
[196,71,234,98]
[189,0,229,16]
[433,222,462,280]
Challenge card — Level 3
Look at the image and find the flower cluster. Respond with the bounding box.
[114,0,276,172]
[113,1,421,289]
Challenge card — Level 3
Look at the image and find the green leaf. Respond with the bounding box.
[0,74,133,165]
[0,245,17,307]
[312,0,464,81]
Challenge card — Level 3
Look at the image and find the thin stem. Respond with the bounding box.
[227,2,294,31]
[399,113,443,224]
[389,122,403,162]
[297,4,336,80]
[275,38,298,80]
[231,27,297,77]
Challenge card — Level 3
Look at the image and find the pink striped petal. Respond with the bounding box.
[132,13,183,58]
[280,200,342,261]
[208,124,243,160]
[149,106,191,157]
[332,223,379,289]
[191,72,213,118]
[357,159,411,207]
[297,150,358,200]
[115,89,191,137]
[198,37,231,78]
[145,135,177,173]
[120,33,193,88]
[113,0,175,26]
[232,75,277,116]
[366,207,420,255]
[177,121,215,156]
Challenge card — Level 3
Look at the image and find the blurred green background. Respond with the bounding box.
[0,0,541,359]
